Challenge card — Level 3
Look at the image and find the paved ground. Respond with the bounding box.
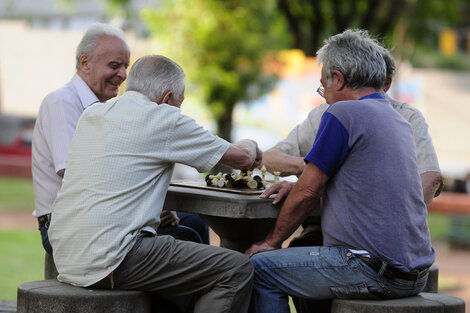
[1,211,469,312]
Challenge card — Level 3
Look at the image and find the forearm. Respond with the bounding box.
[266,186,320,247]
[218,139,262,170]
[421,171,443,207]
[265,164,326,246]
[263,147,305,177]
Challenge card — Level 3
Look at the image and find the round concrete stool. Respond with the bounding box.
[17,280,152,313]
[331,292,465,313]
[423,264,439,293]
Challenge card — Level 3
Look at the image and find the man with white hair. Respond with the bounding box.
[49,55,261,313]
[32,23,130,255]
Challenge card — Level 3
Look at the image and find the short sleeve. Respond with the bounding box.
[275,103,329,157]
[407,110,440,174]
[165,113,230,173]
[304,112,349,177]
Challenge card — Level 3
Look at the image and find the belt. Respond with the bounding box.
[38,214,51,227]
[358,256,429,282]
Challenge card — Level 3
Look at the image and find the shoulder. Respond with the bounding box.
[41,81,78,109]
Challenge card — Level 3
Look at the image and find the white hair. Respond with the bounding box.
[75,23,128,69]
[126,55,186,102]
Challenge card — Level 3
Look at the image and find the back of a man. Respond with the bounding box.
[245,30,434,313]
[321,96,432,270]
[49,55,260,313]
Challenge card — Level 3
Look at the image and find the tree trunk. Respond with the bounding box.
[211,103,235,174]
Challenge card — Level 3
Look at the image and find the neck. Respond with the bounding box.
[346,87,381,100]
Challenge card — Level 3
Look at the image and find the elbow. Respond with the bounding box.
[433,173,443,197]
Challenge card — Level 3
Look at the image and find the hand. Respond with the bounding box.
[260,181,295,205]
[160,210,180,227]
[250,145,263,170]
[245,240,279,257]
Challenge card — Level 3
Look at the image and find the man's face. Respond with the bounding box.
[80,35,130,102]
[320,67,334,105]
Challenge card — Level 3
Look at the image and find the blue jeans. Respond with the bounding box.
[249,246,428,313]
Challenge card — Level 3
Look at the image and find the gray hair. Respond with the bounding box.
[380,47,396,79]
[316,29,386,90]
[75,23,128,70]
[126,55,186,102]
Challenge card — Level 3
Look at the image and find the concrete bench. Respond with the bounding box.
[424,264,439,293]
[17,280,152,313]
[331,292,465,313]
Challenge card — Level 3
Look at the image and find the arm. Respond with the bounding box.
[245,162,328,256]
[262,147,305,177]
[421,171,443,207]
[263,104,328,176]
[218,139,262,170]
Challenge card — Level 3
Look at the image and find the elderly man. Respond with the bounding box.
[246,30,435,313]
[49,55,261,313]
[32,23,206,257]
[32,23,130,255]
[263,47,442,313]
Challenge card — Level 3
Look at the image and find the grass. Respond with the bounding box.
[0,229,44,300]
[0,177,34,212]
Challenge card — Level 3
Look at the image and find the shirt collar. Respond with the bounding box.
[359,93,384,100]
[71,73,100,109]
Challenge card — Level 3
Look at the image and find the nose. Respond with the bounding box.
[117,66,127,81]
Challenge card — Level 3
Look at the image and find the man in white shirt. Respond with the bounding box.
[32,23,130,255]
[33,23,206,258]
[49,55,262,313]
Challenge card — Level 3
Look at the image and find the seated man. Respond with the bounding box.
[262,46,442,313]
[49,55,262,313]
[246,29,435,313]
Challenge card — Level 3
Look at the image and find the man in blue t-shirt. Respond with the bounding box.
[245,29,435,313]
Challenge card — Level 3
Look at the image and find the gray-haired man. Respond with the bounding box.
[32,23,130,255]
[246,30,435,313]
[49,55,261,313]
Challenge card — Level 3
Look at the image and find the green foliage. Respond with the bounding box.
[0,178,34,212]
[410,46,470,70]
[0,230,44,300]
[141,0,290,139]
[278,0,470,57]
[427,212,450,240]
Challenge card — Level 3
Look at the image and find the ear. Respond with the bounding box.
[331,70,345,91]
[159,90,173,105]
[383,77,392,93]
[79,54,91,73]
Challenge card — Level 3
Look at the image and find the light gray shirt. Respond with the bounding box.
[32,74,98,218]
[49,91,230,287]
[275,94,440,175]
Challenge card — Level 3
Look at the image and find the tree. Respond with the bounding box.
[138,0,290,142]
[277,0,468,57]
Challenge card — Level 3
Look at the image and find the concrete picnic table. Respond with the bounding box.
[163,181,321,252]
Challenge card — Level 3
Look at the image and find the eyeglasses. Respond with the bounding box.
[316,84,324,98]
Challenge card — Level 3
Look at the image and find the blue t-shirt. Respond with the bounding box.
[305,93,435,271]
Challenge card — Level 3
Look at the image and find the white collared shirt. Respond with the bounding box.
[32,74,98,218]
[49,91,229,287]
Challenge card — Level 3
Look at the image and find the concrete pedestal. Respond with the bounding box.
[331,292,465,313]
[17,280,152,313]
